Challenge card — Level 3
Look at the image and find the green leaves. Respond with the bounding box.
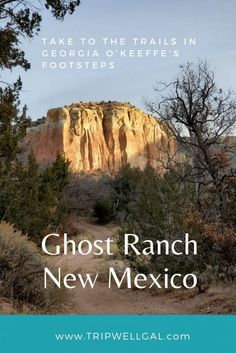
[0,77,30,169]
[0,1,81,72]
[0,28,30,71]
[45,0,81,20]
[0,151,70,243]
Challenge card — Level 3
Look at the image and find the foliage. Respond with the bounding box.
[92,165,144,223]
[0,1,79,245]
[0,78,30,169]
[0,222,66,309]
[93,198,115,224]
[146,61,236,227]
[0,152,70,243]
[116,166,197,271]
[115,165,236,289]
[42,154,70,195]
[112,164,143,214]
[226,177,236,226]
[0,0,81,72]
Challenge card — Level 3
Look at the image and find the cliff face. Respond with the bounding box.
[23,102,176,174]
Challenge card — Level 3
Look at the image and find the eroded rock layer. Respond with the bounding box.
[23,102,176,173]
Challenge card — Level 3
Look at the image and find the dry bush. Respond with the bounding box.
[0,222,67,312]
[203,223,236,244]
[56,212,80,236]
[45,232,95,255]
[196,284,236,314]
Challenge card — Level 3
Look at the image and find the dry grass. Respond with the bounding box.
[196,284,236,314]
[172,288,199,300]
[0,222,69,314]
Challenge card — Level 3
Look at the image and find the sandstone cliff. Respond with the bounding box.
[22,102,176,174]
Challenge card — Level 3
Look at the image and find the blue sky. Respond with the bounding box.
[3,0,236,119]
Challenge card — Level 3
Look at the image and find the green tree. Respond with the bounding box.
[93,198,115,224]
[0,0,81,73]
[0,78,30,170]
[0,1,79,241]
[42,154,70,195]
[116,165,236,289]
[0,152,70,242]
[2,152,43,240]
[113,164,143,216]
[117,166,198,273]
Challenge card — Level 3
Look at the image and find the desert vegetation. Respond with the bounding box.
[0,2,235,314]
[0,0,80,312]
[0,222,67,312]
[0,60,235,312]
[91,62,236,296]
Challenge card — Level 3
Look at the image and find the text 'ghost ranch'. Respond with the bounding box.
[42,233,198,290]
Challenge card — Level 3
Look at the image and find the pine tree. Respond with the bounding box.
[0,78,30,170]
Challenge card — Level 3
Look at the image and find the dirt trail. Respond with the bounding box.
[53,220,199,314]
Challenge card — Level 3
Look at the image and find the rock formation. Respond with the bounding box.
[22,102,176,174]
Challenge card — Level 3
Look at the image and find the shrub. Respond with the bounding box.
[0,222,66,310]
[112,164,143,216]
[0,153,70,243]
[93,198,114,223]
[116,165,236,290]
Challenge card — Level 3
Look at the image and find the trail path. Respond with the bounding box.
[52,220,201,314]
[0,220,233,314]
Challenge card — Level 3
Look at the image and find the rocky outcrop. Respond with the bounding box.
[22,102,176,174]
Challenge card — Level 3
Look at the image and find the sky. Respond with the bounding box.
[2,0,236,120]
